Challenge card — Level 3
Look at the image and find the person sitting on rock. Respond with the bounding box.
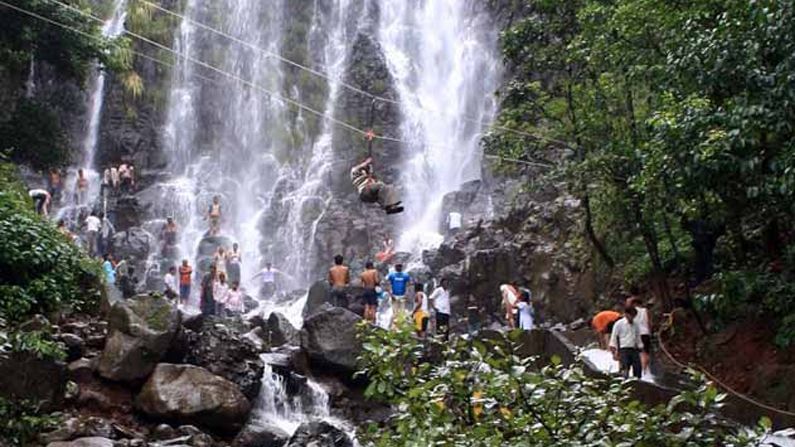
[350,157,403,215]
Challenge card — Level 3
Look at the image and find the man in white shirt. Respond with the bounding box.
[253,263,279,298]
[84,212,101,257]
[609,307,643,378]
[446,211,462,236]
[430,278,451,340]
[627,295,652,374]
[163,266,178,301]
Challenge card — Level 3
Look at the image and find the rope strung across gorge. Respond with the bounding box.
[131,0,574,149]
[0,0,563,170]
[657,310,795,418]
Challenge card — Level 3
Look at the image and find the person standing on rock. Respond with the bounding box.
[515,290,535,331]
[591,310,622,350]
[206,195,222,236]
[412,283,430,338]
[446,211,462,237]
[360,261,380,324]
[222,282,244,315]
[214,246,227,278]
[75,168,89,205]
[328,255,350,308]
[161,217,178,255]
[214,272,229,315]
[430,278,451,340]
[102,253,116,285]
[500,283,521,329]
[84,211,101,257]
[609,306,643,379]
[253,262,280,299]
[226,242,242,286]
[164,265,178,301]
[350,157,403,214]
[200,264,217,316]
[99,212,115,256]
[110,166,120,191]
[179,259,193,305]
[48,167,62,202]
[387,264,411,320]
[626,294,652,375]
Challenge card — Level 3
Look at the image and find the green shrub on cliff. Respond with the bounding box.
[0,160,104,322]
[357,323,766,446]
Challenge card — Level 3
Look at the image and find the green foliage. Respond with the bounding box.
[357,324,764,446]
[0,161,104,323]
[0,328,66,361]
[0,98,70,170]
[488,0,795,332]
[0,0,130,81]
[0,397,60,446]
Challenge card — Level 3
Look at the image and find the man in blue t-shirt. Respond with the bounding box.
[387,263,411,318]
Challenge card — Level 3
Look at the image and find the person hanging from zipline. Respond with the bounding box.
[350,157,403,214]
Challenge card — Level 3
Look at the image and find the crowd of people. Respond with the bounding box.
[590,290,652,379]
[101,163,136,195]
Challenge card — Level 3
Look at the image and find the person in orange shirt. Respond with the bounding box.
[178,259,193,305]
[359,261,380,323]
[591,310,622,350]
[328,254,350,308]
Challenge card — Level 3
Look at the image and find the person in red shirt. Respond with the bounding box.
[591,310,622,350]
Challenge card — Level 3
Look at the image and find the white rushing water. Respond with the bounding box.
[378,0,502,253]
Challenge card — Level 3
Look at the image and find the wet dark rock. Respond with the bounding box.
[233,422,289,447]
[19,314,53,332]
[97,294,181,382]
[68,357,97,383]
[267,312,298,347]
[151,424,177,440]
[301,307,362,375]
[58,333,86,361]
[135,364,251,433]
[303,281,330,318]
[40,416,114,444]
[285,421,352,447]
[0,350,67,411]
[46,437,115,447]
[242,327,268,352]
[111,227,153,265]
[179,307,205,332]
[183,319,264,400]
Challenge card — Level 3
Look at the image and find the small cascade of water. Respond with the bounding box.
[377,0,502,253]
[24,58,35,98]
[56,0,127,228]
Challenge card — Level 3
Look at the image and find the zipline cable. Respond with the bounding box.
[0,0,558,171]
[130,0,575,149]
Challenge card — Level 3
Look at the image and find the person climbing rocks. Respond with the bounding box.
[161,217,178,255]
[75,168,89,205]
[387,263,411,319]
[591,310,622,350]
[253,262,280,299]
[214,272,229,315]
[48,167,62,202]
[84,211,101,257]
[500,283,521,329]
[360,261,380,324]
[28,188,51,216]
[609,306,643,379]
[222,282,244,315]
[515,290,534,331]
[102,253,116,285]
[164,265,178,301]
[200,264,217,316]
[430,278,451,340]
[376,237,395,264]
[57,219,72,240]
[328,254,350,308]
[412,283,430,338]
[178,259,193,305]
[350,157,403,214]
[206,195,222,236]
[626,294,652,375]
[226,242,242,286]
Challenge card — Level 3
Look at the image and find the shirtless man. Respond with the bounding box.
[360,261,380,323]
[350,157,403,214]
[29,188,51,216]
[328,255,350,308]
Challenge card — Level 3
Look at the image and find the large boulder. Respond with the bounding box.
[135,363,251,433]
[267,312,299,347]
[97,294,181,382]
[47,437,114,447]
[0,351,68,411]
[301,307,362,374]
[285,421,352,447]
[111,227,153,263]
[234,421,290,447]
[183,321,264,400]
[303,281,330,318]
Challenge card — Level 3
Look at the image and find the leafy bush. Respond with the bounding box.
[0,397,60,446]
[0,99,71,170]
[357,322,766,446]
[0,161,104,323]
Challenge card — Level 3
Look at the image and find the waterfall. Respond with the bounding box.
[377,0,502,252]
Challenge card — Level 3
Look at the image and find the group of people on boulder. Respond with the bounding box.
[590,290,653,379]
[327,254,451,339]
[101,163,136,195]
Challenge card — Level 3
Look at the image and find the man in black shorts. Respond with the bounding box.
[359,261,380,324]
